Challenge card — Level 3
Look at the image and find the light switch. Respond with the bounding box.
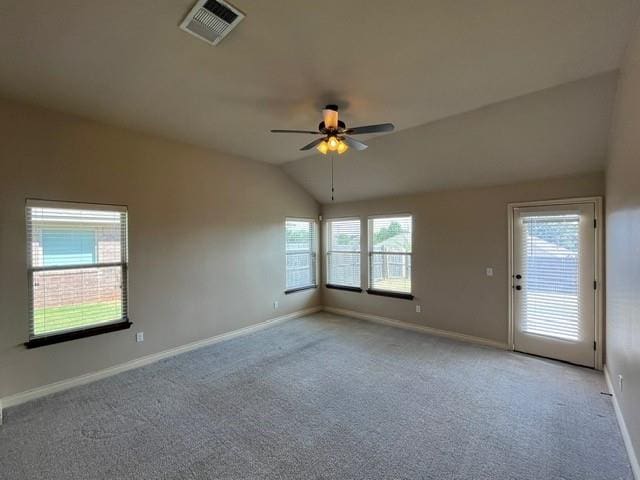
[486,267,494,277]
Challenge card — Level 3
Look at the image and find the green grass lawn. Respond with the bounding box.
[34,301,122,335]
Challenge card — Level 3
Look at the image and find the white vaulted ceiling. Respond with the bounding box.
[0,1,636,160]
[0,1,637,200]
[283,72,618,203]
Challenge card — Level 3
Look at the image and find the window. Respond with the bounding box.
[285,218,317,292]
[26,200,130,347]
[368,215,413,298]
[326,218,361,291]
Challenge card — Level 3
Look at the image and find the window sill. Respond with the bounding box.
[326,284,363,293]
[366,289,414,300]
[284,285,317,295]
[25,319,132,349]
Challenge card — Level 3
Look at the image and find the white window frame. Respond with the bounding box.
[325,217,362,291]
[507,197,603,370]
[367,213,414,298]
[25,199,130,348]
[284,217,318,293]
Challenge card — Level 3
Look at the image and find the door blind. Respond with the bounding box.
[369,215,412,293]
[519,213,581,341]
[285,218,317,291]
[26,200,128,339]
[327,218,361,288]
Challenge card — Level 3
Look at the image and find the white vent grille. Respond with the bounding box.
[180,0,245,46]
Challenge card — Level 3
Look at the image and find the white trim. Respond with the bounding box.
[367,214,414,295]
[323,306,508,350]
[284,217,319,291]
[285,216,317,224]
[507,203,515,349]
[605,366,640,479]
[0,306,322,413]
[26,198,128,212]
[366,212,413,220]
[506,196,603,370]
[325,217,362,289]
[323,215,361,221]
[594,198,604,370]
[507,196,604,208]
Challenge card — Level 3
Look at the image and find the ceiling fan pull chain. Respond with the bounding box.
[331,154,335,202]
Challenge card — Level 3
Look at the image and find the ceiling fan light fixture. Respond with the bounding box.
[337,140,349,154]
[316,140,329,155]
[327,135,339,151]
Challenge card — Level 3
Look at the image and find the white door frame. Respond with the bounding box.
[507,197,603,370]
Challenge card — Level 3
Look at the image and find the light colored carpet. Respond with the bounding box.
[0,312,632,479]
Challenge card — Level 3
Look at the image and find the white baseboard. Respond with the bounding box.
[0,306,322,415]
[605,365,640,479]
[323,306,508,350]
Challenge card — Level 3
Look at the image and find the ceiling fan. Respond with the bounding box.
[270,104,394,154]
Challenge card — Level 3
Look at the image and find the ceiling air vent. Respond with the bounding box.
[180,0,245,46]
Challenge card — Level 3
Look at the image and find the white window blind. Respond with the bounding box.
[285,218,317,291]
[326,218,361,288]
[520,213,581,341]
[26,200,128,340]
[369,215,412,294]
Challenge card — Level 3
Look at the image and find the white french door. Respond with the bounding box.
[511,201,598,367]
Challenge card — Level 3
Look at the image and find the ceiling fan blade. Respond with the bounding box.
[300,138,326,151]
[270,129,319,134]
[344,123,395,135]
[343,136,368,151]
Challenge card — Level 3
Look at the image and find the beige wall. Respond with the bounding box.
[321,173,604,344]
[0,98,320,399]
[605,23,640,465]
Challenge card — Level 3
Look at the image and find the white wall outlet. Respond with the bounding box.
[415,305,421,313]
[486,267,494,277]
[273,300,279,309]
[618,374,624,392]
[136,332,144,343]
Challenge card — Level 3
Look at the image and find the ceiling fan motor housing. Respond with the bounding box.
[319,120,346,133]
